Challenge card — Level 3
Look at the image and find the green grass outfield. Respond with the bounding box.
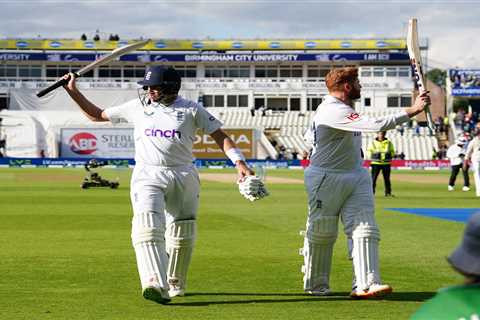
[0,167,475,319]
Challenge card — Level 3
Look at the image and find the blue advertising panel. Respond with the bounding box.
[449,69,480,96]
[0,52,409,63]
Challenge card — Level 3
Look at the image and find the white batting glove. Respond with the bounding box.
[238,175,269,202]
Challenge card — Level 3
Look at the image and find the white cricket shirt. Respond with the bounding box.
[104,96,222,166]
[306,95,409,171]
[446,144,466,166]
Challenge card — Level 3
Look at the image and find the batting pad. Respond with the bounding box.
[131,211,169,290]
[301,215,338,291]
[351,210,381,291]
[165,219,196,291]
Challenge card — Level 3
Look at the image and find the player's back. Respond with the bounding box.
[308,97,363,171]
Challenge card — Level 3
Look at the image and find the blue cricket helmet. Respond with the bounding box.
[138,65,181,93]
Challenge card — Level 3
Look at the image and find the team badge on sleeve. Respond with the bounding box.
[346,112,360,121]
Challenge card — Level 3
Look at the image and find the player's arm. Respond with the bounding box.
[63,73,109,122]
[209,129,254,179]
[327,91,431,133]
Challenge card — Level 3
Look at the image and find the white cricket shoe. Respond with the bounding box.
[168,285,185,297]
[448,185,454,191]
[350,283,392,299]
[462,186,470,191]
[307,287,332,296]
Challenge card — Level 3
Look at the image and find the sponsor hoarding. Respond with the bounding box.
[193,129,254,159]
[0,38,407,51]
[0,52,409,63]
[60,128,135,158]
[449,69,480,96]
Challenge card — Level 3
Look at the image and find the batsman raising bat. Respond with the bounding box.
[301,67,430,299]
[60,65,268,304]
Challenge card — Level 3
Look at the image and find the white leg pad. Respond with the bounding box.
[165,219,196,293]
[131,211,169,290]
[301,216,338,291]
[351,210,381,291]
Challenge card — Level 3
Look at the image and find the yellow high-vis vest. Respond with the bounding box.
[367,139,395,165]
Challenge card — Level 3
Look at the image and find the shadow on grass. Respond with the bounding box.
[169,291,435,306]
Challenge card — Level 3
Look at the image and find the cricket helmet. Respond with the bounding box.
[138,65,181,94]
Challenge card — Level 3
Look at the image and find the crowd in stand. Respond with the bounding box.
[453,107,480,136]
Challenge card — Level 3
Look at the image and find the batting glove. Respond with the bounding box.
[238,175,269,202]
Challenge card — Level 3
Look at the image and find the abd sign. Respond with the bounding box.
[69,132,97,155]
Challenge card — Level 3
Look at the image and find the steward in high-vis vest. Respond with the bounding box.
[367,131,395,196]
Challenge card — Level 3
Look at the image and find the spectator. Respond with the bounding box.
[291,150,299,160]
[438,144,448,160]
[259,105,266,117]
[410,212,480,319]
[300,150,310,169]
[434,117,442,132]
[399,152,405,160]
[250,106,255,117]
[415,124,421,136]
[93,33,100,41]
[396,124,405,136]
[80,33,87,41]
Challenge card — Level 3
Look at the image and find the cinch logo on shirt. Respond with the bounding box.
[144,128,182,139]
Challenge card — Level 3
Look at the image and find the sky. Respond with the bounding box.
[1,0,480,69]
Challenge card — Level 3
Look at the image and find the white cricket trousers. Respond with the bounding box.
[129,163,200,290]
[303,165,382,290]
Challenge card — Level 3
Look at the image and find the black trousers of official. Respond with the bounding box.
[371,164,392,195]
[449,164,470,187]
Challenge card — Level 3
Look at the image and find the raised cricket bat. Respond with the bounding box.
[36,39,150,97]
[407,18,435,132]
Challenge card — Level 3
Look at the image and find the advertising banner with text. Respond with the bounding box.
[193,129,254,159]
[60,128,134,158]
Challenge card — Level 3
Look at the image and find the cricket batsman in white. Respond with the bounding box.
[301,67,430,298]
[62,65,267,304]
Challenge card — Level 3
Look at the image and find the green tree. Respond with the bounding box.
[426,68,447,87]
[453,97,469,113]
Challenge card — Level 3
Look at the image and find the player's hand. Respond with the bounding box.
[413,91,431,112]
[235,160,254,180]
[237,175,270,202]
[62,72,78,92]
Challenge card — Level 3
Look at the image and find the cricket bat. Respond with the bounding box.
[36,39,150,98]
[407,18,435,132]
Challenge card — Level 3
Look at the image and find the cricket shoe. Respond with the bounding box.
[168,285,185,297]
[142,286,171,304]
[463,186,470,191]
[448,185,454,191]
[307,287,332,296]
[350,284,392,299]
